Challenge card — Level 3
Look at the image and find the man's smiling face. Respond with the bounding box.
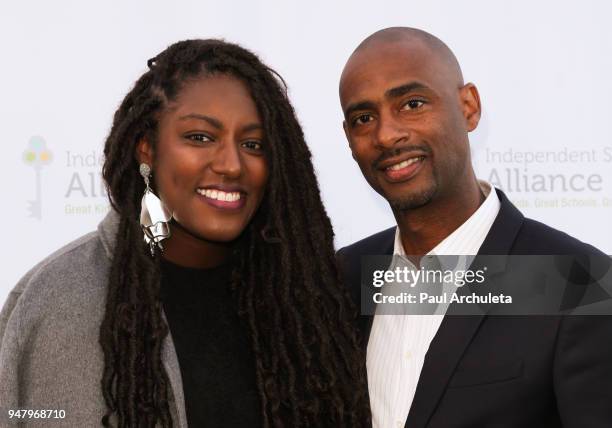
[340,37,479,212]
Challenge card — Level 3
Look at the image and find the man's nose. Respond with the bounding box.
[375,113,409,149]
[210,140,242,179]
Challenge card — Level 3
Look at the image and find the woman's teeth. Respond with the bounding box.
[197,188,242,202]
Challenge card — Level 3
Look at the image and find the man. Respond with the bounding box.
[337,27,612,427]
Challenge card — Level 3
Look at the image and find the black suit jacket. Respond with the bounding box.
[337,189,612,428]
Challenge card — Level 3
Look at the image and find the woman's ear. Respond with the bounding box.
[136,138,153,165]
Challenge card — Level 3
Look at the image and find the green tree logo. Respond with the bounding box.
[23,136,53,219]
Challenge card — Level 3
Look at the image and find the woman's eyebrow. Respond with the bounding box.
[179,113,223,129]
[241,123,263,133]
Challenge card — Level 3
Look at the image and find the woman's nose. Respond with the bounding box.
[210,141,242,179]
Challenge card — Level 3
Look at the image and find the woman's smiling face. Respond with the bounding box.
[138,73,268,245]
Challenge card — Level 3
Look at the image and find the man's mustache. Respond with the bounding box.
[372,143,432,170]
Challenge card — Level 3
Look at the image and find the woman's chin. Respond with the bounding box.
[170,219,245,244]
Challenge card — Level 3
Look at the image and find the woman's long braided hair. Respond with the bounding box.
[100,39,370,427]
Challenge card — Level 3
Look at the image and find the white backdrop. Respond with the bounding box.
[1,0,611,306]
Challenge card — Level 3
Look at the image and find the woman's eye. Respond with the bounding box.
[402,99,425,110]
[187,134,212,143]
[242,140,263,151]
[352,114,374,126]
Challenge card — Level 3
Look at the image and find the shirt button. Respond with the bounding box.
[404,350,412,360]
[396,421,404,428]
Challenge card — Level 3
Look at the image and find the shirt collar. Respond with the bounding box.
[394,180,501,257]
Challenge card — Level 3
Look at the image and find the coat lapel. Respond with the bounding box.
[162,313,189,428]
[405,189,525,428]
[99,211,188,428]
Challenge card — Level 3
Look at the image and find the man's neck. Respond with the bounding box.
[394,179,485,255]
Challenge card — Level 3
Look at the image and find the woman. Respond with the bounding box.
[0,39,370,427]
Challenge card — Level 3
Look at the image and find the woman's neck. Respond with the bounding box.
[160,221,232,269]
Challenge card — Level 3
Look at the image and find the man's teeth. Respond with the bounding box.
[197,189,242,202]
[387,157,423,171]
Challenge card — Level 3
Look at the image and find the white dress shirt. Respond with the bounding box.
[367,181,501,428]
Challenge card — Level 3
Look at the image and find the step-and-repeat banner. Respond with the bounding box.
[1,1,611,305]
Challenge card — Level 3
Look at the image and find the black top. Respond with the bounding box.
[160,258,261,428]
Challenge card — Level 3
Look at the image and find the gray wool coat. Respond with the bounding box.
[0,211,188,427]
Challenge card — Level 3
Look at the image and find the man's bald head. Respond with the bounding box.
[340,27,464,100]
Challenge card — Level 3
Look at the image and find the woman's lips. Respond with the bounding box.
[196,188,246,210]
[382,156,425,183]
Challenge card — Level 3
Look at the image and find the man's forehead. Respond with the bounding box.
[340,42,439,104]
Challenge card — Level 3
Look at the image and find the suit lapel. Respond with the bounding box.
[477,189,525,256]
[405,188,525,428]
[405,314,487,427]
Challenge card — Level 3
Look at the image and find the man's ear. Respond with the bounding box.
[135,138,154,166]
[342,120,357,161]
[459,83,481,132]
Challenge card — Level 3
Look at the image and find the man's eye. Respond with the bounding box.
[242,140,263,151]
[353,114,374,126]
[187,134,212,143]
[402,100,425,110]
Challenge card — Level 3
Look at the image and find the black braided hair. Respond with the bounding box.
[100,39,370,427]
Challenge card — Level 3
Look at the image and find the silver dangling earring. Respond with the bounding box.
[139,163,172,256]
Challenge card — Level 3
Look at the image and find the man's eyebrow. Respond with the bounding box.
[385,82,430,99]
[343,82,431,119]
[178,113,222,129]
[344,101,377,119]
